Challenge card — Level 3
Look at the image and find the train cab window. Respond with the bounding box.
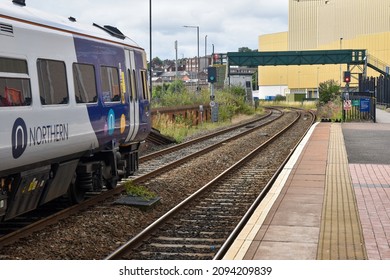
[73,63,97,103]
[132,69,138,101]
[140,70,149,101]
[0,57,32,107]
[37,59,69,105]
[100,66,120,102]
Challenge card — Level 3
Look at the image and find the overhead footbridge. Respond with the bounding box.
[227,49,389,77]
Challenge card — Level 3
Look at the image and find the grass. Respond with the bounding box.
[260,100,317,111]
[123,180,157,201]
[316,98,343,121]
[152,97,321,143]
[260,99,345,122]
[153,112,263,143]
[152,86,263,142]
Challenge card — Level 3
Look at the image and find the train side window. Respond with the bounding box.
[73,63,97,103]
[132,69,138,101]
[100,66,120,102]
[0,57,32,107]
[37,59,69,105]
[0,57,28,74]
[140,70,149,101]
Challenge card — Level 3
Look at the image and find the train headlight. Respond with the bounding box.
[0,199,4,208]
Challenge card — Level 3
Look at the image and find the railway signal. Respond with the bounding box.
[208,66,217,83]
[343,71,351,83]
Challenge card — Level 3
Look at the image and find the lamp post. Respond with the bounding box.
[212,44,215,64]
[149,0,152,92]
[183,25,200,91]
[175,40,178,80]
[317,66,319,98]
[205,35,208,67]
[340,37,343,86]
[298,70,301,94]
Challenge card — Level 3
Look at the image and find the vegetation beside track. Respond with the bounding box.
[151,80,321,142]
[152,82,262,142]
[315,79,343,121]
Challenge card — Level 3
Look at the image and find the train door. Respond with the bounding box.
[124,49,139,142]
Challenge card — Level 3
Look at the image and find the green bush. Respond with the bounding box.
[151,84,257,142]
[318,79,341,105]
[316,79,343,121]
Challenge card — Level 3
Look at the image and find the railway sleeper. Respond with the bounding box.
[135,251,215,259]
[149,243,220,250]
[154,236,226,243]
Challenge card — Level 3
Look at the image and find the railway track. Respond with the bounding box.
[0,109,282,251]
[106,109,315,260]
[135,109,282,176]
[0,106,314,259]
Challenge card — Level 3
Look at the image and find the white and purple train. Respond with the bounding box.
[0,0,151,220]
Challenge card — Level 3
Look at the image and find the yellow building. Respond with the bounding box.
[259,0,390,97]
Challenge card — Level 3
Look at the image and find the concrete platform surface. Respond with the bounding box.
[224,112,390,260]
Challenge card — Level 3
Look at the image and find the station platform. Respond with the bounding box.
[224,109,390,260]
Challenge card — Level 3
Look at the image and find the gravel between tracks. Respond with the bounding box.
[0,111,310,259]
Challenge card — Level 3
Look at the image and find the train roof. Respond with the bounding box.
[0,1,143,50]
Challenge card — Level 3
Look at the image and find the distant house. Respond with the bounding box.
[198,71,208,85]
[165,63,186,73]
[152,76,163,83]
[150,56,212,87]
[159,71,191,83]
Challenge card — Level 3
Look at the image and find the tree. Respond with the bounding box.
[252,70,258,90]
[318,79,341,104]
[238,47,256,53]
[152,57,163,67]
[275,94,286,101]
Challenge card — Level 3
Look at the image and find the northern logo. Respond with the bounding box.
[107,109,115,135]
[12,118,28,159]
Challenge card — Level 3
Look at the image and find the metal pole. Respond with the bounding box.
[175,40,178,80]
[211,44,215,65]
[339,37,343,86]
[149,0,152,93]
[317,67,319,98]
[205,35,208,67]
[183,25,200,91]
[196,26,199,91]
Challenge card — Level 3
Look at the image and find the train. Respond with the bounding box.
[0,0,151,221]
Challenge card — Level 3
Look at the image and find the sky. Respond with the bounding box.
[10,0,288,60]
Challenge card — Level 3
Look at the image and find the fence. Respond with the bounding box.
[151,105,211,126]
[359,75,390,107]
[343,91,376,122]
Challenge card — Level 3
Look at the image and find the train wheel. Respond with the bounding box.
[105,177,118,190]
[67,173,86,204]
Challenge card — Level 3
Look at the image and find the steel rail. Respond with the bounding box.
[105,110,303,259]
[213,110,316,259]
[0,109,282,249]
[140,109,274,162]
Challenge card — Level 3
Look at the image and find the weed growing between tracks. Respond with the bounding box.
[124,181,157,201]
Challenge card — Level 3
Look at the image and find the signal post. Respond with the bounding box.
[342,70,351,121]
[208,66,218,122]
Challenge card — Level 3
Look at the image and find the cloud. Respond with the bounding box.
[19,0,288,60]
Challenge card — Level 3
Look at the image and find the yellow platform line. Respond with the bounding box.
[316,123,367,260]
